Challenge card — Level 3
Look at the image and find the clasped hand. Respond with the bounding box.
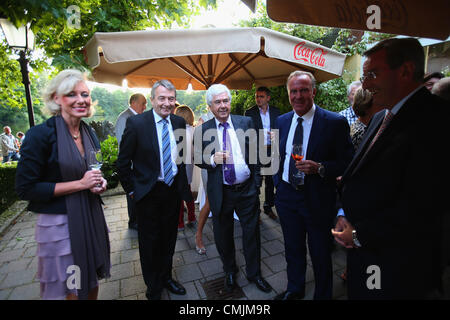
[331,216,356,249]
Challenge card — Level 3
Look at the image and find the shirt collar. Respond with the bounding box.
[153,109,168,123]
[293,103,316,123]
[258,105,270,115]
[128,106,138,115]
[214,116,233,129]
[390,85,423,115]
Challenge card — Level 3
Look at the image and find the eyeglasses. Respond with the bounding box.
[360,71,377,83]
[213,98,230,106]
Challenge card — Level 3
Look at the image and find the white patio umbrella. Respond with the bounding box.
[83,27,346,90]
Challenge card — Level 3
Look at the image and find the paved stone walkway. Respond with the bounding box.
[0,189,350,300]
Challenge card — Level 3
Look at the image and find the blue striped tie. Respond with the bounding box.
[161,118,174,186]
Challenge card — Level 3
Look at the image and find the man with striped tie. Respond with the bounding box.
[117,80,192,300]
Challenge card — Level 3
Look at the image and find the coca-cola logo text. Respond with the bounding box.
[293,42,327,68]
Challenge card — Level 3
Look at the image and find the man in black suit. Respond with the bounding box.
[273,71,354,300]
[244,87,280,220]
[117,80,191,300]
[194,84,272,294]
[332,38,450,299]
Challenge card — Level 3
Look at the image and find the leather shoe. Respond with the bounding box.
[274,290,304,300]
[145,288,161,300]
[165,279,186,295]
[248,276,272,293]
[224,272,236,293]
[263,207,278,220]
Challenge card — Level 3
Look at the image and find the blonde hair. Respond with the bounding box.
[352,88,373,117]
[43,69,95,117]
[175,105,194,126]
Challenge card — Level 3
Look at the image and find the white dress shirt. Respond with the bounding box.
[259,106,271,145]
[153,110,178,182]
[211,117,251,185]
[282,104,316,183]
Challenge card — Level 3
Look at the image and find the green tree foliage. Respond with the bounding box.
[0,0,216,132]
[176,90,208,120]
[1,0,216,70]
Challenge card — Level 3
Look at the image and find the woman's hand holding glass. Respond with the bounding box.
[86,149,107,194]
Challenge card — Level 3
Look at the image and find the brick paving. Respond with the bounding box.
[0,187,350,300]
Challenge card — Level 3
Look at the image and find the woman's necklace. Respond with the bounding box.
[71,130,80,140]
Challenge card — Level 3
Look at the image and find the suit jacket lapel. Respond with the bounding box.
[344,110,385,178]
[306,106,325,160]
[146,111,160,165]
[230,115,249,164]
[251,107,264,130]
[279,111,294,174]
[269,106,277,129]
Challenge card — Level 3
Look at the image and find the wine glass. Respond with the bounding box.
[88,150,103,187]
[291,144,304,179]
[88,149,103,170]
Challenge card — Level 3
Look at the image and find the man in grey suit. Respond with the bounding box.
[115,93,147,145]
[115,93,147,229]
[194,84,272,294]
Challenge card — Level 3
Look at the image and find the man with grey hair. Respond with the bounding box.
[339,81,362,125]
[117,80,191,300]
[115,93,147,230]
[194,83,272,294]
[1,126,20,163]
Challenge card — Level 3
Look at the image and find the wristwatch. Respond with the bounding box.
[352,229,362,248]
[318,163,325,178]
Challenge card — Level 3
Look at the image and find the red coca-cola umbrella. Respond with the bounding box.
[242,0,449,40]
[84,27,346,90]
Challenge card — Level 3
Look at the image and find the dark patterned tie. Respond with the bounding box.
[161,118,174,186]
[289,117,304,187]
[220,122,236,185]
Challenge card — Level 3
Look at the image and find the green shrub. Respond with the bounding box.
[0,161,18,214]
[100,135,119,189]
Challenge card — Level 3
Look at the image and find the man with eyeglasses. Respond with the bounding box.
[117,80,191,300]
[194,84,273,294]
[332,38,450,299]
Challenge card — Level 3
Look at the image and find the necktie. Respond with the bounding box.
[161,118,174,186]
[368,110,394,150]
[289,117,304,187]
[352,110,394,176]
[220,122,236,185]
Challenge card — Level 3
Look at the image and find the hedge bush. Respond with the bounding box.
[0,161,18,214]
[100,135,119,189]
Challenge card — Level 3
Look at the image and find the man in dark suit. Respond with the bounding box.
[115,93,147,230]
[332,38,450,299]
[244,87,280,220]
[117,80,191,300]
[274,71,354,300]
[194,84,272,294]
